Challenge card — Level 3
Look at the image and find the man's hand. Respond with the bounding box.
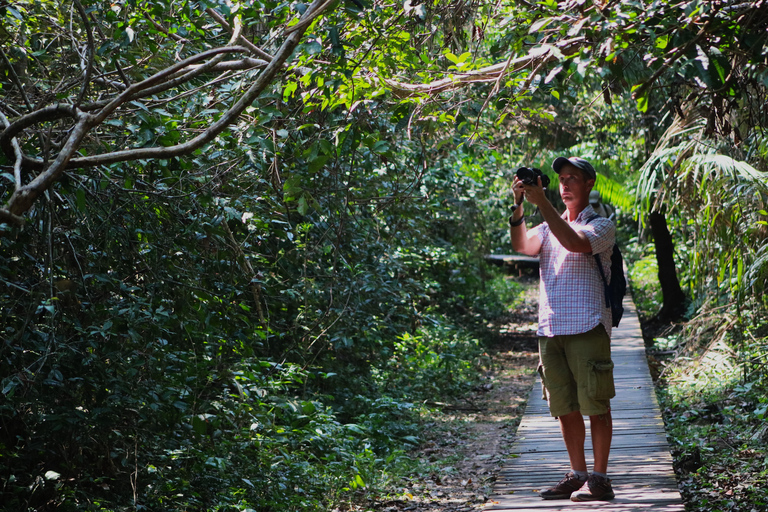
[516,176,547,207]
[512,176,525,206]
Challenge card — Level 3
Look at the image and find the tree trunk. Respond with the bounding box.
[649,211,687,320]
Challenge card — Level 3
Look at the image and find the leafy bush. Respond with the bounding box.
[379,322,484,401]
[627,245,663,320]
[653,317,768,512]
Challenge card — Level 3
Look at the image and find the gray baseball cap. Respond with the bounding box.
[552,156,596,180]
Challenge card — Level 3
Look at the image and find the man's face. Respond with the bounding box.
[558,165,594,206]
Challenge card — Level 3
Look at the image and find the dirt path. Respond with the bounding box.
[372,278,541,511]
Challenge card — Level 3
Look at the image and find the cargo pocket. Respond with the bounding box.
[587,360,615,400]
[537,362,548,401]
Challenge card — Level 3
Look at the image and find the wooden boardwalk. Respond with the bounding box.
[488,297,685,511]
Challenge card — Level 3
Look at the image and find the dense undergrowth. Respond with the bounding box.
[630,249,768,512]
[0,185,524,512]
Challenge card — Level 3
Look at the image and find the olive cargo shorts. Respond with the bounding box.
[538,324,615,417]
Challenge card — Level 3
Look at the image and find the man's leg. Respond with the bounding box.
[589,412,612,474]
[539,410,589,500]
[570,411,615,502]
[559,410,587,472]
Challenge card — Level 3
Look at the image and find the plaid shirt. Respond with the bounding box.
[529,205,616,338]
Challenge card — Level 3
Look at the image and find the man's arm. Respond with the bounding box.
[520,177,592,254]
[536,200,593,253]
[509,204,542,256]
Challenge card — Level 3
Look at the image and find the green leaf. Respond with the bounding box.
[2,379,17,396]
[283,81,298,101]
[345,423,364,434]
[7,6,23,20]
[192,415,208,435]
[297,195,309,215]
[370,140,389,154]
[635,91,649,113]
[529,17,555,34]
[308,155,330,173]
[76,188,87,212]
[302,41,323,55]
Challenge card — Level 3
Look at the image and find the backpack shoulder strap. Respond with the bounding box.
[585,214,611,308]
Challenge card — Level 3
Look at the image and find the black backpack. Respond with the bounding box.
[587,216,626,327]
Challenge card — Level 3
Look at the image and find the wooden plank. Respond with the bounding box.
[486,254,541,265]
[489,295,684,511]
[485,254,541,273]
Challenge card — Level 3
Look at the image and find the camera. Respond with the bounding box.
[516,167,550,188]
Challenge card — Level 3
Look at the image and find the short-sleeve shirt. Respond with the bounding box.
[529,205,616,338]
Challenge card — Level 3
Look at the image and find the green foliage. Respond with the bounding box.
[379,321,485,401]
[628,250,663,320]
[0,1,528,499]
[654,323,768,512]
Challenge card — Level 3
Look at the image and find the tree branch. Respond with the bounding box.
[88,12,131,87]
[2,0,332,221]
[0,52,265,171]
[184,57,268,73]
[76,47,248,114]
[632,20,711,99]
[0,104,77,161]
[90,46,246,125]
[7,112,93,216]
[384,37,585,98]
[0,111,23,188]
[0,208,25,227]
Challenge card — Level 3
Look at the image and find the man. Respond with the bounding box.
[509,156,616,502]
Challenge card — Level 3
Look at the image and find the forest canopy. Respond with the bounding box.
[1,0,767,510]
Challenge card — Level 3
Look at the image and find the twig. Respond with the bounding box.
[88,13,131,87]
[206,8,274,61]
[632,19,711,99]
[0,47,33,111]
[143,11,190,43]
[221,214,267,327]
[73,0,95,107]
[284,0,336,34]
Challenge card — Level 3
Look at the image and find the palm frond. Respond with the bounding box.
[685,154,768,187]
[747,243,768,290]
[594,174,633,212]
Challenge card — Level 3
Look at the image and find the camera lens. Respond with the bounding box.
[515,167,550,188]
[516,167,536,185]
